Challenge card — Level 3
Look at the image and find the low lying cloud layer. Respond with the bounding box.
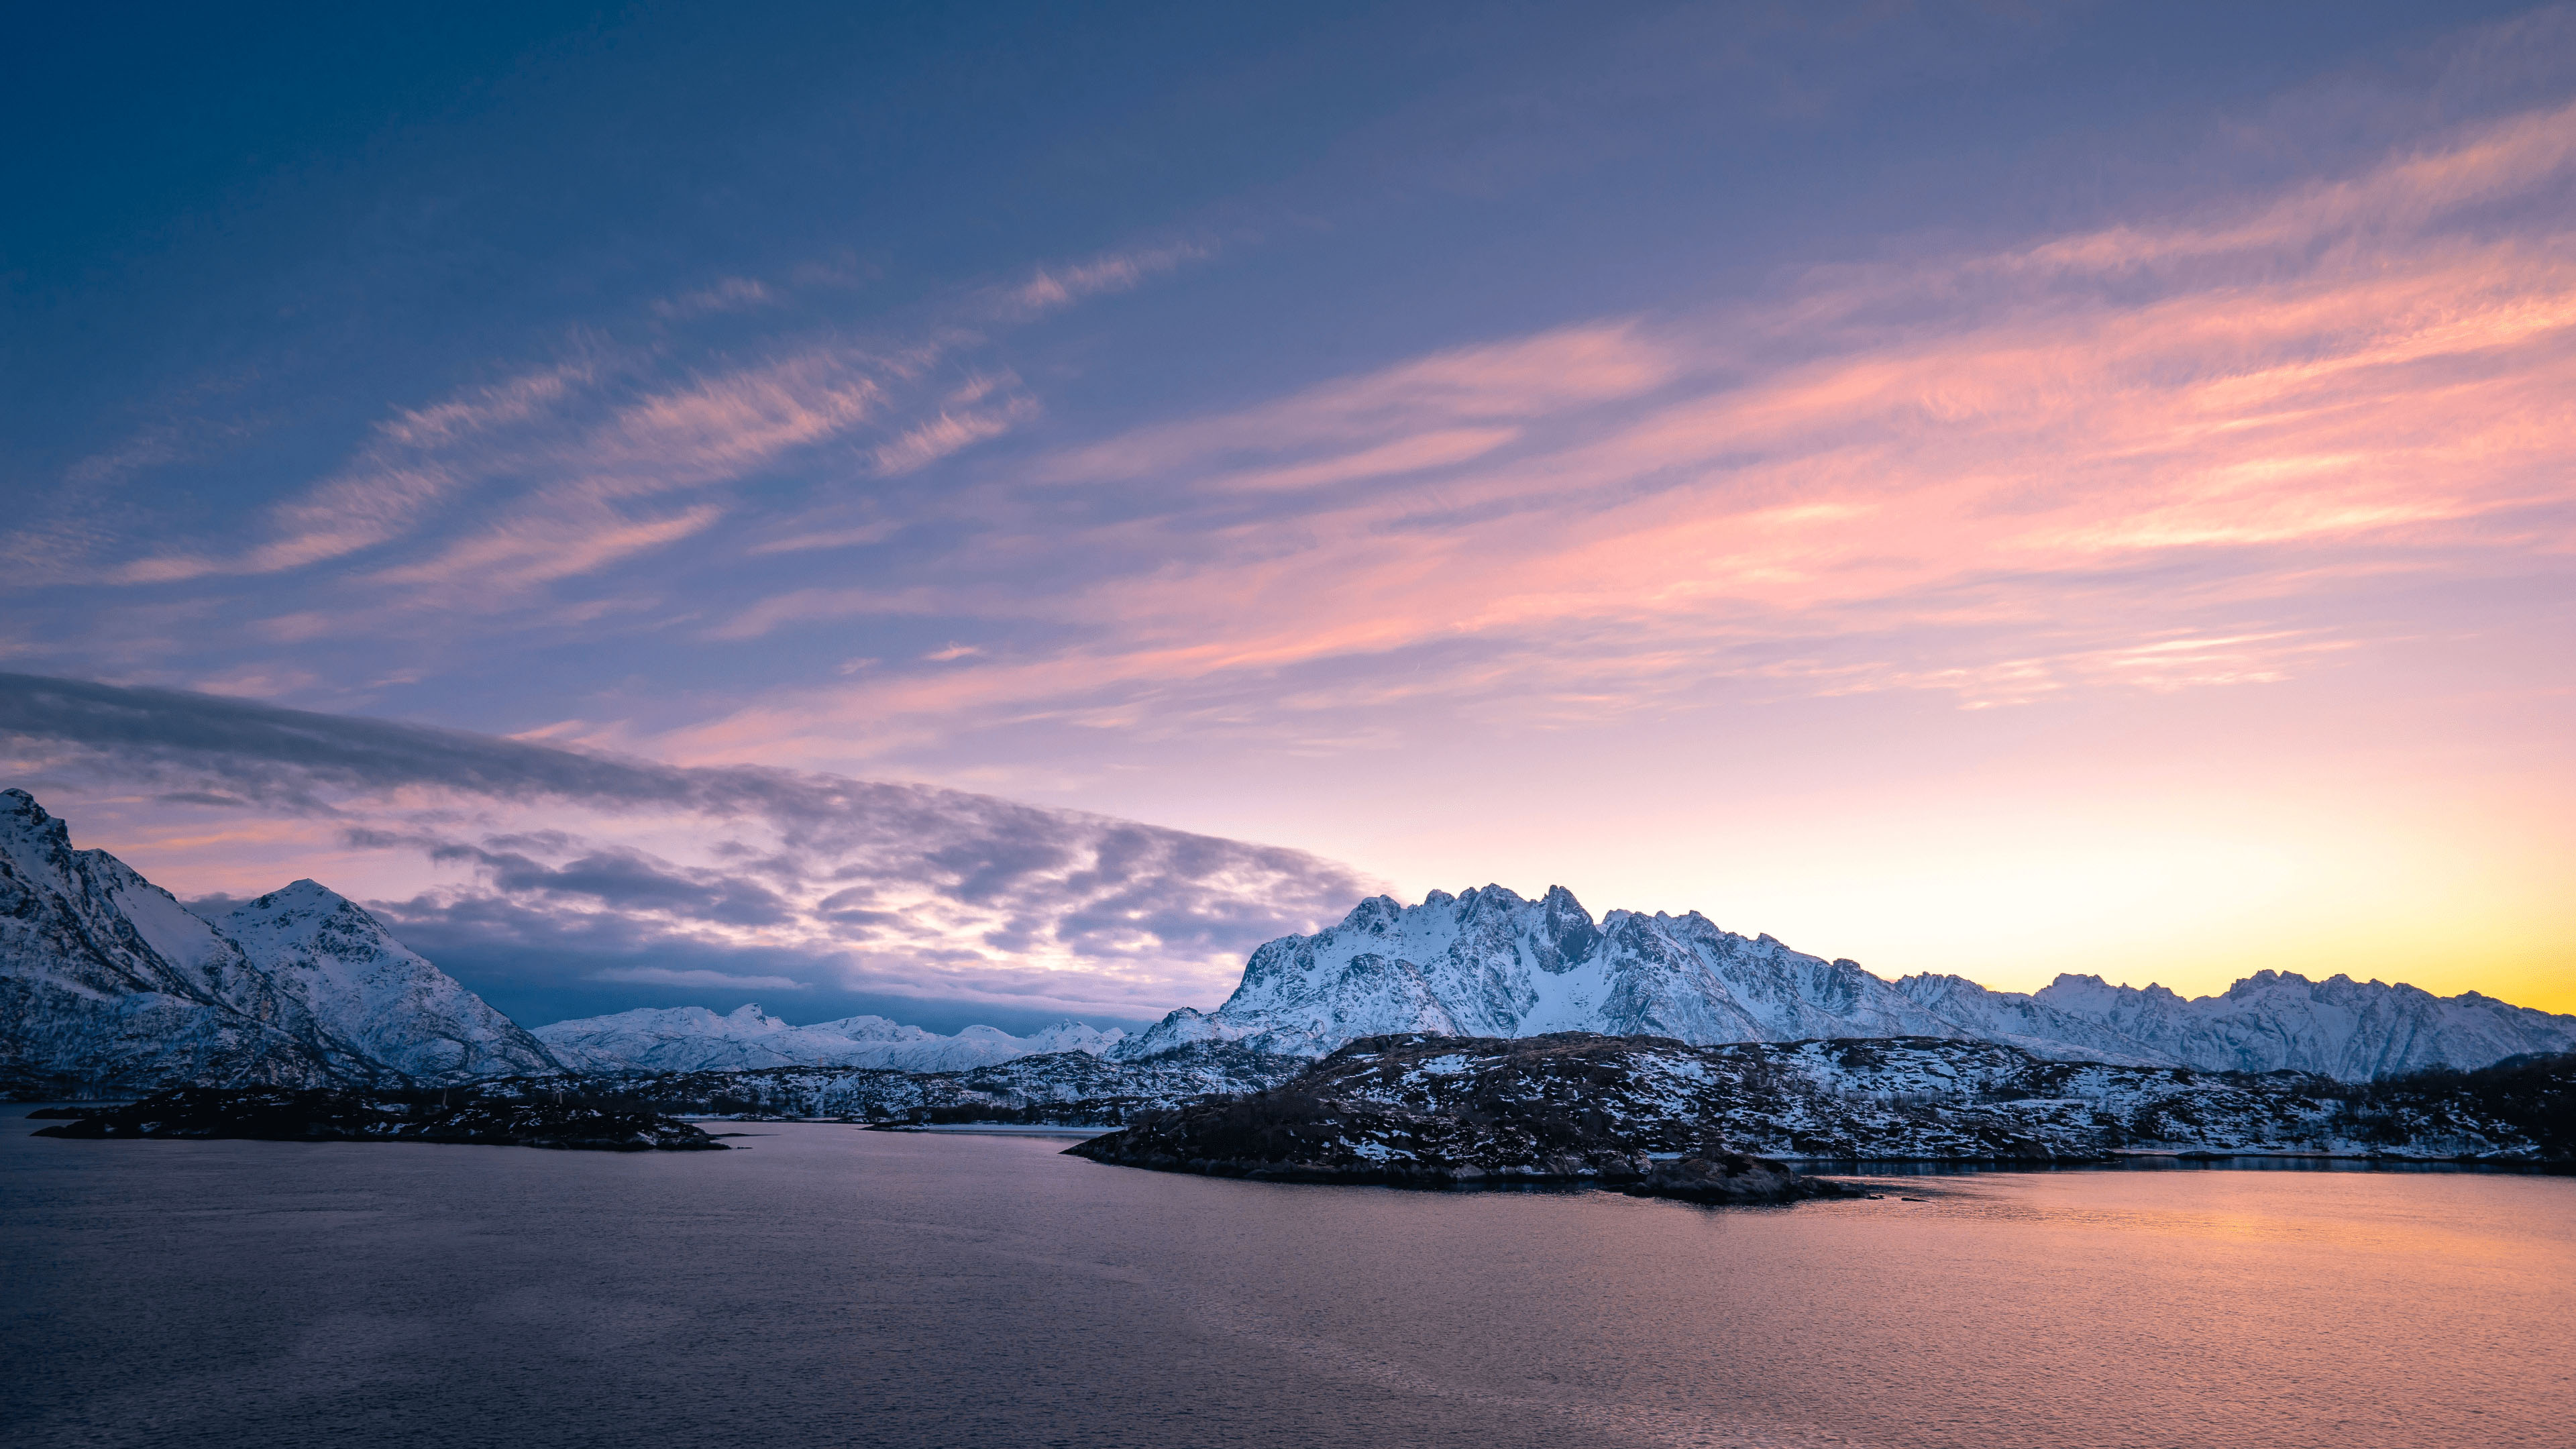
[0,673,1376,1022]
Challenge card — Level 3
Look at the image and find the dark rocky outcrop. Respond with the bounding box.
[1066,1039,1862,1201]
[1623,1152,1850,1204]
[2338,1051,2575,1160]
[1068,1032,2575,1180]
[29,1087,726,1151]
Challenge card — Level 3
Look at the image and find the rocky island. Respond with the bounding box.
[1069,1033,1870,1201]
[31,1087,727,1152]
[1066,1031,2576,1191]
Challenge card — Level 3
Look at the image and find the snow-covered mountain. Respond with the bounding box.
[1115,884,2576,1079]
[2007,969,2573,1077]
[1890,968,2576,1077]
[0,788,557,1095]
[15,781,2565,1095]
[1890,972,2175,1066]
[220,880,558,1081]
[1112,885,1964,1060]
[534,1002,1126,1074]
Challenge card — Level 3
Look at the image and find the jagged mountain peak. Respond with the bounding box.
[220,878,559,1083]
[1,788,554,1093]
[2,786,64,834]
[1181,883,1966,1059]
[237,877,345,910]
[1134,885,2576,1079]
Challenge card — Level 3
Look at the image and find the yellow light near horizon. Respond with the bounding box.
[1413,775,2576,1016]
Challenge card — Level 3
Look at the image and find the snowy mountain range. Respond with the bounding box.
[534,1004,1124,1074]
[0,788,1133,1093]
[7,786,2569,1095]
[1,789,558,1095]
[1111,885,2576,1079]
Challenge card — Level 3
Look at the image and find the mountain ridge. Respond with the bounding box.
[7,787,2567,1093]
[0,789,557,1095]
[1114,884,2576,1079]
[534,1002,1126,1074]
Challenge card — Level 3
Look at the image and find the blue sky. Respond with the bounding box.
[6,2,2573,1030]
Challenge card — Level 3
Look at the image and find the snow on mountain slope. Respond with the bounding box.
[221,881,561,1083]
[1890,973,2173,1066]
[1114,885,1969,1061]
[1,788,567,1095]
[1114,883,2576,1080]
[0,789,372,1093]
[2027,969,2576,1077]
[533,1003,1127,1074]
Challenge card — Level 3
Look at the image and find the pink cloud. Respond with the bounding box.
[1034,321,1678,484]
[1009,242,1209,315]
[675,98,2576,759]
[106,362,598,585]
[354,351,886,602]
[870,396,1038,476]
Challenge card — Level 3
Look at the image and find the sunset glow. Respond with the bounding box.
[5,3,2570,1027]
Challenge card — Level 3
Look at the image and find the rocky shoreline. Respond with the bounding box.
[29,1087,727,1152]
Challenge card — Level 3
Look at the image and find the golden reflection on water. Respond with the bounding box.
[1920,1169,2567,1266]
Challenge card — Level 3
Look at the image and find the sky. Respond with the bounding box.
[5,1,2573,1030]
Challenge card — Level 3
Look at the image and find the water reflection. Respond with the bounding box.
[6,1110,2569,1449]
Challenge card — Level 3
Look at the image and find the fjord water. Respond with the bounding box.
[5,1116,2568,1449]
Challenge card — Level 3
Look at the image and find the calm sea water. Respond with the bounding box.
[5,1109,2570,1449]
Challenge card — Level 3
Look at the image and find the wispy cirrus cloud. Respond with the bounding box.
[107,360,602,586]
[360,350,890,600]
[63,233,1193,631]
[871,394,1042,476]
[1006,241,1210,316]
[651,276,776,319]
[670,95,2576,762]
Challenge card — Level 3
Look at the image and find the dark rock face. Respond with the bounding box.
[30,1087,725,1152]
